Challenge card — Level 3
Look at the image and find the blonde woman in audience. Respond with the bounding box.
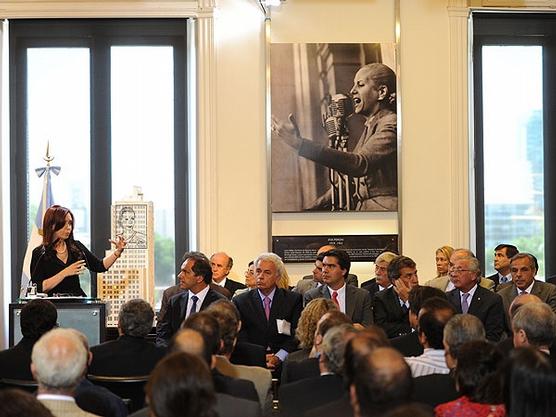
[425,246,454,291]
[287,298,338,362]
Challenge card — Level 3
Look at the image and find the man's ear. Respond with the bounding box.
[514,328,528,347]
[31,362,37,380]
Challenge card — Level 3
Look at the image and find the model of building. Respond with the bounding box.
[98,188,155,326]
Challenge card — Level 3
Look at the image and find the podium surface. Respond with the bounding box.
[9,298,106,347]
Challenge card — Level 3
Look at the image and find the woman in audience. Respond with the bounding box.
[502,347,556,417]
[233,261,256,298]
[435,246,453,278]
[146,352,217,417]
[287,298,337,361]
[435,340,504,417]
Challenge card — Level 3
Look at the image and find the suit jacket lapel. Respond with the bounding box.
[450,290,462,313]
[345,285,355,319]
[468,287,483,314]
[270,288,284,322]
[178,291,190,323]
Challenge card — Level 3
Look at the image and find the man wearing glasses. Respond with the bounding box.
[446,251,505,342]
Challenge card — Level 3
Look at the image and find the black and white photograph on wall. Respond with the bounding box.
[114,204,147,249]
[271,43,398,213]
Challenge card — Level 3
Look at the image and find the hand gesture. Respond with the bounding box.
[266,353,281,370]
[271,113,303,150]
[110,235,127,252]
[64,260,87,277]
[393,279,411,303]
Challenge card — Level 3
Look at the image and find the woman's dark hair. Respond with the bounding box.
[41,205,81,259]
[146,352,217,417]
[503,347,556,417]
[455,340,503,404]
[0,389,55,417]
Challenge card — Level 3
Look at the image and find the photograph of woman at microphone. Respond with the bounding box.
[270,43,397,212]
[30,205,127,296]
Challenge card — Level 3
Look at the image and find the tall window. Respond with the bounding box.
[10,19,189,302]
[473,13,556,279]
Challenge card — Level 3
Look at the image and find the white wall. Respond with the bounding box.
[215,0,454,284]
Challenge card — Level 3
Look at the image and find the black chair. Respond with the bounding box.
[0,378,38,393]
[87,374,149,413]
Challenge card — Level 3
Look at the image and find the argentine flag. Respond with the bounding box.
[20,164,60,297]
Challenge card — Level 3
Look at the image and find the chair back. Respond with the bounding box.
[87,374,149,413]
[0,378,38,393]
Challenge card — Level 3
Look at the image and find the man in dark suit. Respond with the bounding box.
[211,251,246,297]
[279,324,357,417]
[512,303,556,363]
[299,245,359,288]
[487,243,519,290]
[498,253,556,326]
[360,251,397,304]
[391,286,447,357]
[373,256,419,338]
[304,249,373,326]
[446,254,505,341]
[90,299,165,376]
[294,253,325,295]
[0,299,57,380]
[156,251,227,347]
[233,252,303,370]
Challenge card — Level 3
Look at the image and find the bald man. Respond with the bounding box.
[211,252,246,297]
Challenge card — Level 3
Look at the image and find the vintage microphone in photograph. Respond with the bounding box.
[322,93,355,211]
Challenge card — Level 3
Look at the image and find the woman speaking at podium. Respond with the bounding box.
[30,205,127,297]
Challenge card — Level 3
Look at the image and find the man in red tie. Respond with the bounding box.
[304,249,373,326]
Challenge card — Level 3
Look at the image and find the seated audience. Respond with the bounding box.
[406,297,456,377]
[131,329,260,417]
[294,253,326,295]
[286,298,337,362]
[360,251,398,306]
[350,347,413,417]
[413,314,486,407]
[179,312,259,403]
[90,299,165,376]
[205,300,272,411]
[210,252,246,297]
[374,256,419,338]
[512,302,556,362]
[445,253,504,341]
[233,252,303,370]
[279,324,358,417]
[502,347,556,417]
[304,249,373,326]
[497,253,556,328]
[0,389,55,417]
[424,246,454,290]
[435,340,504,417]
[32,328,99,417]
[299,245,359,287]
[144,352,218,417]
[280,310,352,384]
[0,299,57,380]
[156,251,227,347]
[391,286,446,357]
[72,330,128,417]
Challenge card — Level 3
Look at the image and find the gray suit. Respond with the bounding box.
[497,280,556,328]
[425,275,495,292]
[304,284,373,326]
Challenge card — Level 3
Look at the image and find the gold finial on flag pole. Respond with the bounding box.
[43,141,54,166]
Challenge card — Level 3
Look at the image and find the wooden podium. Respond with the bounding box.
[9,298,106,347]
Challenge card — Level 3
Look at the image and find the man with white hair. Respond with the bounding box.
[32,328,99,417]
[233,252,303,369]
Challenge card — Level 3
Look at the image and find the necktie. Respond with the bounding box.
[519,290,527,296]
[461,293,470,314]
[332,291,339,308]
[500,276,507,284]
[190,295,199,316]
[263,297,271,320]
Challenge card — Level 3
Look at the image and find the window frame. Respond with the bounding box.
[9,18,189,301]
[472,12,556,278]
